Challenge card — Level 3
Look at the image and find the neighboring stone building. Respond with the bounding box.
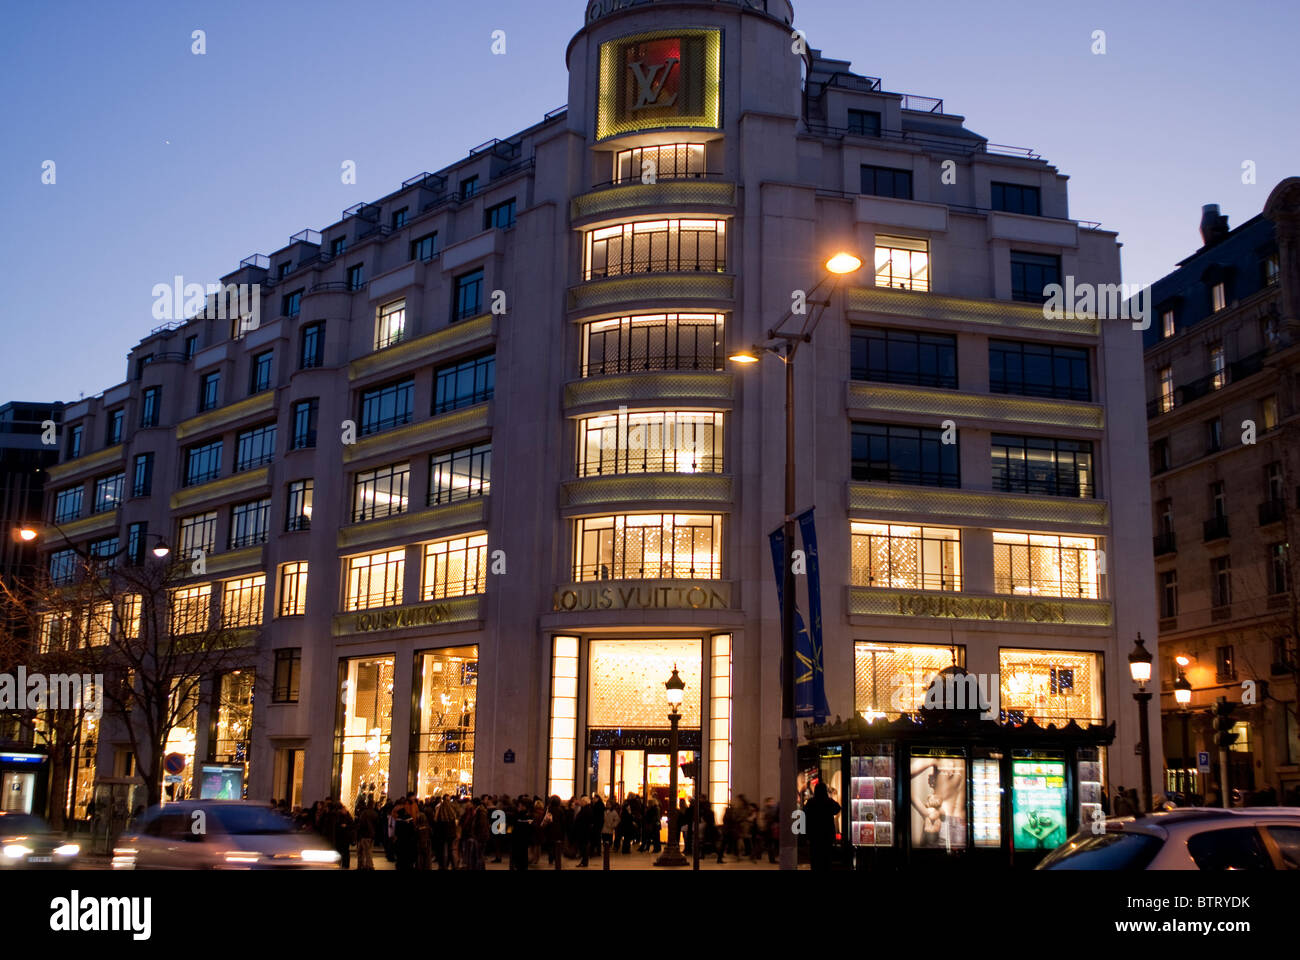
[1144,178,1300,803]
[35,0,1158,848]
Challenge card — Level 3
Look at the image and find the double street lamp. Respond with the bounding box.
[729,250,863,871]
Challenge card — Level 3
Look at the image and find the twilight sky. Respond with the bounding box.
[2,0,1295,402]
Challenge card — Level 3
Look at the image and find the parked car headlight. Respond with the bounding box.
[54,844,80,857]
[3,844,33,859]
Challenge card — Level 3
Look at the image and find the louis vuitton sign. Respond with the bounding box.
[552,581,730,613]
[596,28,722,140]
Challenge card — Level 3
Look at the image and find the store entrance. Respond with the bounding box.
[589,749,696,807]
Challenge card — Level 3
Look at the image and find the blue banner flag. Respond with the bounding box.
[796,508,830,723]
[768,525,815,718]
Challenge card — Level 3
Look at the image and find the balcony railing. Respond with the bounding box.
[575,560,722,581]
[1153,532,1177,556]
[1203,516,1230,542]
[1259,499,1286,526]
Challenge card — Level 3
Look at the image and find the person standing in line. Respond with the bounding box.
[355,800,377,870]
[804,781,841,872]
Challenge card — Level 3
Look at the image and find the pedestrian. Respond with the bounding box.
[356,801,377,870]
[333,802,355,870]
[510,798,533,870]
[602,800,620,858]
[642,796,661,853]
[804,781,840,872]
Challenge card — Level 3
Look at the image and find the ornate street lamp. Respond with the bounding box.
[1128,633,1155,813]
[654,666,689,867]
[1173,661,1193,796]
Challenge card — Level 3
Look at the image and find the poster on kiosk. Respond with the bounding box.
[1011,756,1068,850]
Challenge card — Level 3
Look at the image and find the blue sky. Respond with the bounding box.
[2,0,1295,401]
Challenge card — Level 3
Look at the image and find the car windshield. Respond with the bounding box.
[1037,831,1164,870]
[211,806,297,836]
[0,814,49,837]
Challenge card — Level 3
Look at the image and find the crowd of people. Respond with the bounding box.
[270,792,789,870]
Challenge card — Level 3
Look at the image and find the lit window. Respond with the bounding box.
[178,512,218,558]
[1209,343,1226,390]
[1262,395,1279,431]
[574,513,723,581]
[874,235,930,292]
[422,532,488,600]
[430,444,491,505]
[850,523,962,591]
[375,300,406,350]
[352,462,410,523]
[581,313,723,377]
[577,411,723,476]
[278,562,309,617]
[345,549,406,611]
[614,144,706,184]
[1158,365,1174,413]
[1161,310,1175,339]
[992,531,1100,598]
[547,636,580,799]
[583,219,726,281]
[222,575,265,628]
[335,657,394,810]
[1211,282,1226,312]
[855,642,962,719]
[171,584,212,635]
[999,649,1103,724]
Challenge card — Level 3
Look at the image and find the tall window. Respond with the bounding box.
[185,334,199,358]
[221,575,265,628]
[345,549,406,611]
[375,300,406,350]
[1215,643,1236,682]
[126,522,147,566]
[88,537,120,570]
[999,650,1103,725]
[989,340,1090,401]
[273,649,302,702]
[132,453,154,498]
[171,584,212,635]
[93,472,125,513]
[430,444,491,505]
[991,435,1094,498]
[346,263,366,292]
[1160,570,1178,618]
[434,354,494,414]
[199,371,221,412]
[1205,418,1222,453]
[855,642,960,720]
[1263,253,1280,287]
[249,351,273,394]
[234,423,276,472]
[846,109,881,137]
[1269,543,1289,596]
[860,164,913,199]
[460,176,479,199]
[1266,461,1285,502]
[329,237,346,256]
[140,386,161,427]
[229,498,271,549]
[850,328,956,387]
[574,513,723,581]
[49,549,79,585]
[577,411,723,476]
[992,531,1100,598]
[179,512,217,558]
[410,232,439,262]
[1161,310,1176,339]
[54,486,83,523]
[352,462,410,522]
[452,269,484,321]
[583,219,726,280]
[282,289,303,318]
[286,480,313,532]
[1009,251,1061,303]
[1211,282,1226,312]
[850,522,961,591]
[391,207,408,230]
[1208,343,1226,390]
[581,313,723,377]
[484,198,516,230]
[991,182,1042,216]
[1157,365,1175,413]
[874,236,930,292]
[292,398,318,449]
[68,424,83,458]
[851,422,959,487]
[422,533,488,599]
[614,144,706,183]
[278,564,308,618]
[359,378,414,435]
[106,408,124,445]
[299,322,325,369]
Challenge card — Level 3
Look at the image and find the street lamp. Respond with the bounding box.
[1128,633,1155,814]
[14,523,170,561]
[654,666,688,867]
[730,250,862,871]
[1173,662,1192,797]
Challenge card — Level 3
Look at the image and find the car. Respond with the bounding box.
[0,812,81,869]
[1036,807,1300,870]
[112,800,340,870]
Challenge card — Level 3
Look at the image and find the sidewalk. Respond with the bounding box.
[369,848,782,871]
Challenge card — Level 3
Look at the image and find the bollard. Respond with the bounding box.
[603,839,611,870]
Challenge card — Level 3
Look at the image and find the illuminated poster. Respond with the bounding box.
[200,763,244,800]
[1012,758,1067,850]
[909,754,966,850]
[596,29,722,139]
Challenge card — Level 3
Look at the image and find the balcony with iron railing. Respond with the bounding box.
[1153,531,1177,556]
[1203,516,1230,542]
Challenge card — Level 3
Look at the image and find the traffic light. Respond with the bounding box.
[1212,697,1239,748]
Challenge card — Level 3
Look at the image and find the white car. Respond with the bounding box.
[113,801,340,870]
[1037,807,1300,870]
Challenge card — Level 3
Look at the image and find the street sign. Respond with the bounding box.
[164,753,186,775]
[503,749,515,764]
[1197,751,1211,773]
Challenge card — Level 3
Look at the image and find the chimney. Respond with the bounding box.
[1200,203,1230,246]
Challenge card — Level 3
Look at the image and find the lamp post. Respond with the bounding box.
[654,666,688,867]
[1128,634,1154,814]
[730,250,862,870]
[1173,661,1192,797]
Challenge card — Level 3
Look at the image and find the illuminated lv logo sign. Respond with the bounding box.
[629,57,680,109]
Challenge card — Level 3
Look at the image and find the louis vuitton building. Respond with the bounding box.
[38,0,1159,843]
